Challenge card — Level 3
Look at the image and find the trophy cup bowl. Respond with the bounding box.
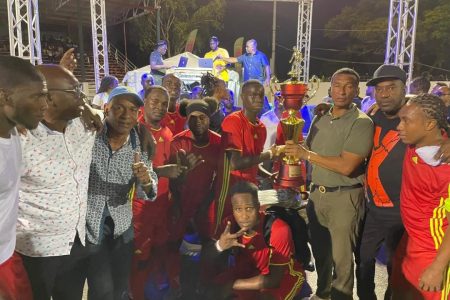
[276,82,308,189]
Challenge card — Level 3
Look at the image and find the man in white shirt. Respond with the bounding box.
[260,96,285,151]
[0,56,48,300]
[16,64,99,300]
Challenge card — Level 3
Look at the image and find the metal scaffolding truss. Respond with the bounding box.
[384,0,419,86]
[7,0,42,65]
[90,0,109,90]
[110,0,153,25]
[296,0,313,82]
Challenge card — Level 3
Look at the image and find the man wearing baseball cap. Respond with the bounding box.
[150,40,175,85]
[80,86,158,299]
[204,36,230,82]
[356,64,450,299]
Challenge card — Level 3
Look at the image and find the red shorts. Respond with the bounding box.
[392,234,450,300]
[0,252,33,300]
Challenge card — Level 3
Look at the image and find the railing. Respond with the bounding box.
[108,43,137,73]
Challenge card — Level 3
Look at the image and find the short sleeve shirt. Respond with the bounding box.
[217,214,305,300]
[221,111,266,183]
[161,104,186,136]
[237,51,269,83]
[92,92,109,109]
[401,146,450,253]
[150,50,163,68]
[366,111,406,213]
[136,113,173,215]
[204,48,230,82]
[306,104,374,186]
[170,130,221,214]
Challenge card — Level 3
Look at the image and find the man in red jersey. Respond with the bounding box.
[161,74,186,135]
[208,80,281,236]
[169,99,222,240]
[205,181,305,300]
[391,94,450,300]
[130,85,187,300]
[165,99,222,297]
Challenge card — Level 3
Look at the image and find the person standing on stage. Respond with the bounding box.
[150,40,175,85]
[204,36,230,82]
[391,94,450,299]
[219,39,271,86]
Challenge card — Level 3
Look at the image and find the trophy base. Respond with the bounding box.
[276,163,305,189]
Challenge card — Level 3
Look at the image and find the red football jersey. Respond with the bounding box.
[401,145,450,253]
[216,214,305,300]
[169,129,222,239]
[161,104,186,135]
[210,111,266,235]
[135,117,173,214]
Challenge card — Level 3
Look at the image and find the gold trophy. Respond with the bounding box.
[276,47,319,189]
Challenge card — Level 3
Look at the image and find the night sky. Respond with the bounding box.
[219,0,360,80]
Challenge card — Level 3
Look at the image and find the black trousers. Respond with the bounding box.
[83,234,134,300]
[356,207,404,300]
[21,236,86,300]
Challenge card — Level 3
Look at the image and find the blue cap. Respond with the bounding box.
[108,86,143,107]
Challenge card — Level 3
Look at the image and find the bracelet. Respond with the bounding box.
[141,180,153,188]
[215,240,224,252]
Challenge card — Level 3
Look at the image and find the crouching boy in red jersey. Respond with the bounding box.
[204,181,305,300]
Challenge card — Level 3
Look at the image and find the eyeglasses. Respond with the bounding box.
[48,84,86,101]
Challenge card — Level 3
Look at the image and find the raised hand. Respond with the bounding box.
[177,149,205,172]
[160,164,188,179]
[59,48,77,72]
[217,221,247,251]
[132,152,152,186]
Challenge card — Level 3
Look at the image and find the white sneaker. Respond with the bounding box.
[309,295,330,300]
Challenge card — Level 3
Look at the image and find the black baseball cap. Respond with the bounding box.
[366,64,407,86]
[209,36,219,42]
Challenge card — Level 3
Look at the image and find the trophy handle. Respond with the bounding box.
[306,75,321,104]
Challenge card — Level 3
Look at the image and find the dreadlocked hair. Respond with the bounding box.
[201,72,219,97]
[409,93,449,135]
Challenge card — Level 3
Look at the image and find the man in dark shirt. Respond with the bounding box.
[356,64,410,300]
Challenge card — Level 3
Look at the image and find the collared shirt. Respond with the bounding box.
[16,119,96,257]
[306,103,374,187]
[237,50,269,83]
[204,47,230,81]
[86,124,157,245]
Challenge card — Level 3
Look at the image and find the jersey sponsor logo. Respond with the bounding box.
[366,126,400,207]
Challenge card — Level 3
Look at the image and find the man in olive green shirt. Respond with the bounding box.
[285,68,374,300]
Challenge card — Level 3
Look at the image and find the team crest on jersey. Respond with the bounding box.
[412,156,418,164]
[254,134,258,139]
[158,137,164,143]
